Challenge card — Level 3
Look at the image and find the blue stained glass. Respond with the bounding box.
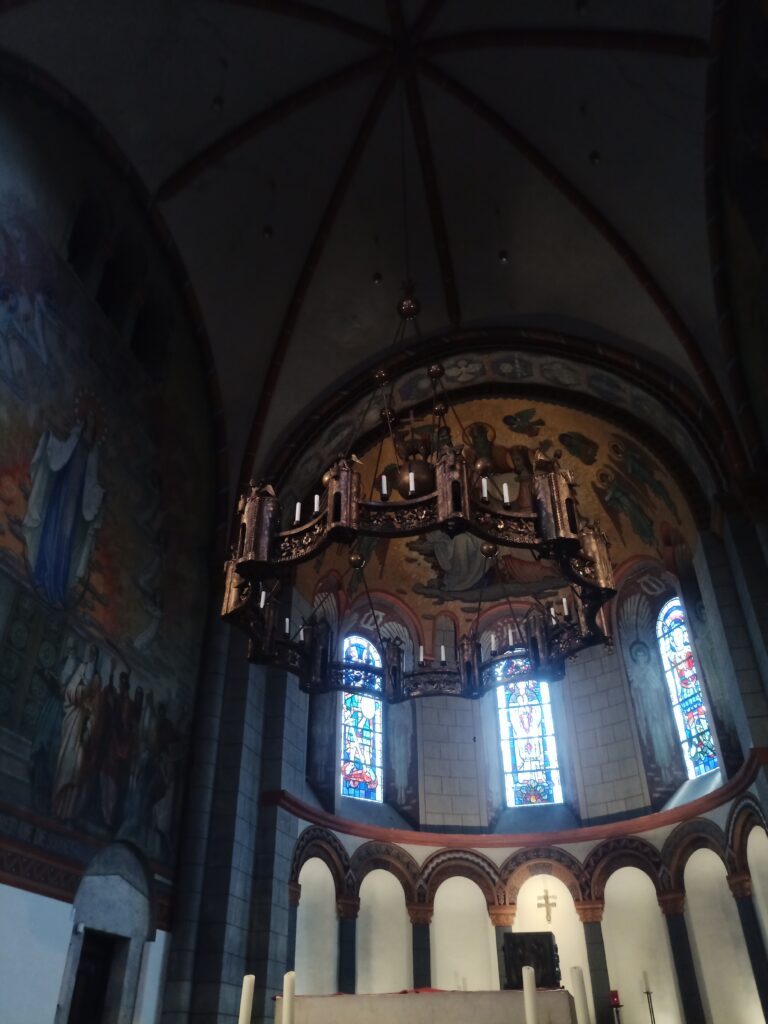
[341,636,383,801]
[495,653,562,807]
[656,598,718,778]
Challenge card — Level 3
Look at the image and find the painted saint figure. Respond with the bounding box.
[22,409,105,607]
[52,644,100,820]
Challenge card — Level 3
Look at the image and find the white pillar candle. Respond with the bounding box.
[284,617,290,635]
[299,627,304,643]
[550,605,557,624]
[419,645,424,664]
[259,590,266,609]
[481,476,488,499]
[294,501,301,524]
[313,493,320,514]
[522,965,538,1024]
[508,626,514,648]
[381,474,388,497]
[502,481,510,505]
[570,966,589,1024]
[238,974,255,1024]
[282,970,296,1024]
[408,471,415,494]
[562,596,569,618]
[440,644,446,663]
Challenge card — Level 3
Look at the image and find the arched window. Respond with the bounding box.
[340,635,383,802]
[495,652,562,806]
[655,597,718,778]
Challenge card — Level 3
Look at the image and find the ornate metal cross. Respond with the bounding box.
[537,888,557,922]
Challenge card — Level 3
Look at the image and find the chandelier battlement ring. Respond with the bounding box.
[222,363,616,701]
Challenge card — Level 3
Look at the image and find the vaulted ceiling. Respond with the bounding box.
[1,0,744,492]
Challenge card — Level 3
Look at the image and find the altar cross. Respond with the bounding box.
[537,888,557,922]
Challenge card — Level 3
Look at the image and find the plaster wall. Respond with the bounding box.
[747,826,768,950]
[602,867,682,1024]
[684,848,762,1023]
[133,930,171,1024]
[431,876,498,991]
[356,869,412,993]
[295,858,338,995]
[0,883,72,1024]
[512,874,595,1022]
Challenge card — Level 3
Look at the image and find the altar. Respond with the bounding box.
[274,989,576,1024]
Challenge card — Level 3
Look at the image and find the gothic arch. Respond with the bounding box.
[582,836,667,901]
[290,826,353,900]
[662,817,732,890]
[349,841,421,904]
[727,795,768,874]
[499,846,584,903]
[421,848,503,910]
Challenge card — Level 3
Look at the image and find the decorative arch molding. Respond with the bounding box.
[421,848,503,910]
[499,846,584,903]
[727,795,768,875]
[349,841,421,904]
[662,817,732,891]
[290,825,354,900]
[582,836,668,901]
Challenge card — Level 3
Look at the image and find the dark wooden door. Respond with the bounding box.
[67,929,116,1024]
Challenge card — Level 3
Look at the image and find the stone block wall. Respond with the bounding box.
[563,645,649,820]
[417,697,488,827]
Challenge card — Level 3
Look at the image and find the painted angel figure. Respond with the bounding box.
[22,407,105,607]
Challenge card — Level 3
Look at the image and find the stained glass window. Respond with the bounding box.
[495,653,562,807]
[655,597,718,778]
[340,635,383,801]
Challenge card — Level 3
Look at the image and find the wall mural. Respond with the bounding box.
[297,397,697,644]
[0,204,211,867]
[279,348,718,510]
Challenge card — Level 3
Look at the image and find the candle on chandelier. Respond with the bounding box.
[260,590,267,609]
[381,474,388,497]
[408,471,415,494]
[299,627,304,643]
[313,493,320,514]
[508,626,514,648]
[502,481,510,505]
[440,644,446,663]
[294,501,301,524]
[284,617,290,635]
[481,476,489,500]
[419,645,424,664]
[562,596,569,618]
[550,605,557,625]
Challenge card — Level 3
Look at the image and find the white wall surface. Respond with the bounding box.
[295,858,339,995]
[431,877,498,991]
[747,826,768,950]
[513,874,595,1022]
[133,929,170,1024]
[356,869,412,993]
[602,867,682,1024]
[685,848,762,1024]
[0,883,72,1024]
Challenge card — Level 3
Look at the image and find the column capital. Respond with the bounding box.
[288,881,301,907]
[574,899,604,923]
[407,903,434,926]
[728,871,753,899]
[488,906,516,928]
[658,890,686,916]
[336,896,360,920]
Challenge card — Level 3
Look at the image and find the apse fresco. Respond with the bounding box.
[295,397,697,645]
[0,204,211,866]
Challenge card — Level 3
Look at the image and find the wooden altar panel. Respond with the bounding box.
[275,989,576,1024]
